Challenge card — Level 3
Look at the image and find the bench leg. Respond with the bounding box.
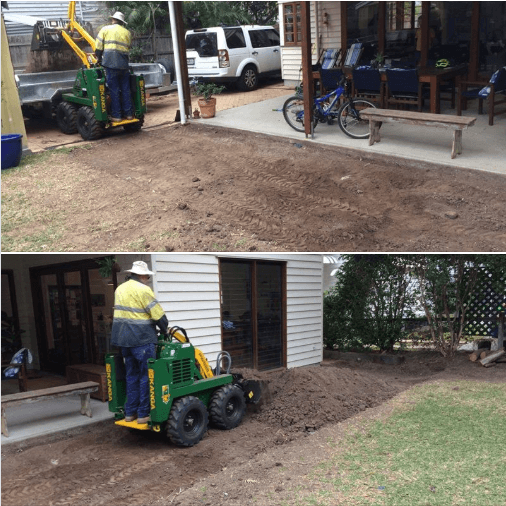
[80,393,93,418]
[452,130,463,159]
[1,406,8,437]
[369,120,381,146]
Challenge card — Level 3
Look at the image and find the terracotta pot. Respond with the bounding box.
[198,97,216,118]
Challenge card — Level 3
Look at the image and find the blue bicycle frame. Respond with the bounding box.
[295,81,346,123]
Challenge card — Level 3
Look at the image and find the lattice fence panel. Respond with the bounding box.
[465,268,505,337]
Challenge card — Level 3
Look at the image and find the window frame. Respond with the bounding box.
[283,2,302,47]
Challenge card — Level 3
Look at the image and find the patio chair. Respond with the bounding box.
[312,49,342,95]
[457,67,506,125]
[385,68,426,111]
[352,66,384,108]
[344,43,364,68]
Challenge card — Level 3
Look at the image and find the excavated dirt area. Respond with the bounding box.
[4,118,506,252]
[2,352,505,506]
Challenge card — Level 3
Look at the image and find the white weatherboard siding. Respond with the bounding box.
[278,1,343,87]
[151,254,323,369]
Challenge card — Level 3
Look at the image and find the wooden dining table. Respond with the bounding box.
[417,64,468,114]
[341,63,468,114]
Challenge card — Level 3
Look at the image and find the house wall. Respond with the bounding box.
[152,253,324,369]
[278,1,343,87]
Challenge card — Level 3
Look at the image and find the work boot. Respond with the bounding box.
[124,414,137,422]
[137,416,150,424]
[125,115,134,120]
[110,117,122,123]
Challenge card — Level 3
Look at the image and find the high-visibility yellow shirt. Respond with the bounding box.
[111,279,167,347]
[95,23,131,69]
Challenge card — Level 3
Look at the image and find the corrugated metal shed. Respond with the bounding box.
[2,1,103,36]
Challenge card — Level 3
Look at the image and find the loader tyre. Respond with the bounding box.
[56,102,78,134]
[209,384,246,430]
[76,106,104,141]
[166,396,208,447]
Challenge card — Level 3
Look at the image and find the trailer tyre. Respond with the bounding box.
[166,396,208,447]
[209,384,246,430]
[155,58,175,81]
[76,106,104,141]
[56,102,78,134]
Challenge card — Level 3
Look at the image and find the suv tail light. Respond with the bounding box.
[218,49,230,68]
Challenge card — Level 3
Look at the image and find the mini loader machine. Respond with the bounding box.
[31,1,146,140]
[105,327,262,447]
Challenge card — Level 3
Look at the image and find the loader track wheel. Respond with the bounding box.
[56,102,78,134]
[209,384,246,430]
[166,396,208,447]
[123,115,144,133]
[76,106,104,141]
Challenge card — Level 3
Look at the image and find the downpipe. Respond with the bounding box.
[168,1,187,124]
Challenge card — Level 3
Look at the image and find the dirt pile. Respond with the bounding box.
[25,48,83,73]
[236,365,403,441]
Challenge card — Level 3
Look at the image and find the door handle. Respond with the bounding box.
[273,49,279,53]
[252,51,258,55]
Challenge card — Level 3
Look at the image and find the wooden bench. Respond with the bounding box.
[1,381,99,437]
[359,109,476,159]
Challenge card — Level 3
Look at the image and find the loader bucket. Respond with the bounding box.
[31,21,66,51]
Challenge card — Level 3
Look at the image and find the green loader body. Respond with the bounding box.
[58,67,147,141]
[105,330,261,447]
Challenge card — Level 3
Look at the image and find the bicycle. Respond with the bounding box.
[282,76,377,139]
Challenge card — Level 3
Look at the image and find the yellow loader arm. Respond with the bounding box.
[61,1,97,68]
[31,1,97,68]
[170,329,215,379]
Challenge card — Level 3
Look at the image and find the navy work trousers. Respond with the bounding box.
[105,67,134,119]
[121,343,155,418]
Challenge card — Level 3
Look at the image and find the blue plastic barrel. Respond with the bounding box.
[1,133,23,170]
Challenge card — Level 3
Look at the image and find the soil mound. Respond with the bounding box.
[235,365,403,441]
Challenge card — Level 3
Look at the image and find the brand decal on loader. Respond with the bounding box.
[99,84,106,113]
[162,385,170,404]
[106,363,112,401]
[140,80,146,107]
[149,368,155,410]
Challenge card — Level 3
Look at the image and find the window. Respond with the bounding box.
[185,32,218,57]
[283,2,302,46]
[224,28,246,49]
[249,29,280,48]
[387,2,420,32]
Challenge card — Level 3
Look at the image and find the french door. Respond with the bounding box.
[220,259,286,371]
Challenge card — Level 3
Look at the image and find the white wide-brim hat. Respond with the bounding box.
[126,261,154,276]
[110,11,127,25]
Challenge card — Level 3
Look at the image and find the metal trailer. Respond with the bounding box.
[16,62,175,118]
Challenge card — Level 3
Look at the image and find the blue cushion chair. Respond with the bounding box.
[385,68,426,111]
[352,66,384,107]
[457,68,506,125]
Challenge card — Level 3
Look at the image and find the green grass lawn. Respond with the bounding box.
[297,381,506,506]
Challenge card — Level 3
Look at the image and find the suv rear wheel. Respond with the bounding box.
[237,65,258,91]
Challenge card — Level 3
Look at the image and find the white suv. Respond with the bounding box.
[185,26,281,91]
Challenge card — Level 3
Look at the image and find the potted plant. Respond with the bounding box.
[96,256,121,281]
[193,82,225,119]
[373,52,385,68]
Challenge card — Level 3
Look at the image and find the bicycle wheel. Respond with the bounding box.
[337,99,376,139]
[283,95,317,133]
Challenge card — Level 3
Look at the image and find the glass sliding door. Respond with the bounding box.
[256,263,284,370]
[220,261,254,369]
[220,259,285,371]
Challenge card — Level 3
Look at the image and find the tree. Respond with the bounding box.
[182,2,252,29]
[324,255,419,352]
[105,2,170,60]
[409,254,506,358]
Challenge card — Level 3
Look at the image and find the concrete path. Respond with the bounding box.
[199,92,506,175]
[1,396,112,446]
